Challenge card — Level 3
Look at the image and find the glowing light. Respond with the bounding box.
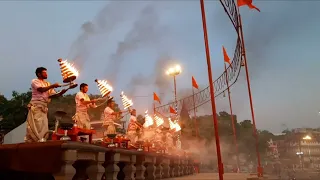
[143,110,154,128]
[168,118,176,130]
[95,79,113,97]
[174,122,181,132]
[154,115,164,127]
[303,135,311,140]
[166,64,182,76]
[120,91,133,109]
[58,59,79,82]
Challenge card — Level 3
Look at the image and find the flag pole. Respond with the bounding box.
[200,0,224,179]
[224,63,240,172]
[238,14,263,177]
[192,87,198,138]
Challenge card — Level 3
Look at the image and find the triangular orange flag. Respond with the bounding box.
[238,0,260,12]
[169,106,177,114]
[222,46,231,65]
[153,92,161,104]
[192,76,199,89]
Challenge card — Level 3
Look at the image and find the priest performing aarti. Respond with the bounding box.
[119,91,139,143]
[73,83,98,129]
[25,67,69,142]
[102,99,122,135]
[40,59,79,142]
[142,111,156,144]
[126,109,142,145]
[94,79,120,135]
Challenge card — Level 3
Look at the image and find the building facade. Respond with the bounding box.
[277,128,320,168]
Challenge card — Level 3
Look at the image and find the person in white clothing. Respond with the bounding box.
[102,99,121,135]
[73,83,97,129]
[25,67,68,142]
[126,109,142,145]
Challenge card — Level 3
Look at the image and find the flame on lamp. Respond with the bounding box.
[143,110,154,128]
[154,115,164,127]
[120,91,133,109]
[95,79,113,97]
[174,122,181,132]
[58,59,79,83]
[168,118,175,130]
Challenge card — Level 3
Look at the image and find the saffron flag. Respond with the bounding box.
[222,46,231,65]
[192,76,199,89]
[169,106,177,114]
[153,92,161,104]
[238,0,260,12]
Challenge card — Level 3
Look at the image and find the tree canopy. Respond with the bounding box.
[0,91,31,132]
[0,90,121,131]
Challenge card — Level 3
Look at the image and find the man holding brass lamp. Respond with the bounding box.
[73,83,98,129]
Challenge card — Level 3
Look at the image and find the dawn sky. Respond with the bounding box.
[0,1,320,133]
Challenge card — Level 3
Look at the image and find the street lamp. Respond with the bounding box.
[302,135,312,168]
[296,151,304,169]
[166,64,182,150]
[166,64,182,113]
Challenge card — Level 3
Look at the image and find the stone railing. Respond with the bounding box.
[0,141,196,180]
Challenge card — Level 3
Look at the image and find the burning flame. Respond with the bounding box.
[58,59,79,81]
[174,122,181,132]
[154,115,164,127]
[95,79,113,97]
[168,118,176,130]
[143,110,154,128]
[120,91,133,109]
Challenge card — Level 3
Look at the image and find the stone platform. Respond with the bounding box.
[0,141,197,180]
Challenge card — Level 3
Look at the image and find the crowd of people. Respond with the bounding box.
[25,66,178,150]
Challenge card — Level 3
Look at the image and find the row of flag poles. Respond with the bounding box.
[152,44,232,134]
[199,0,261,179]
[237,0,263,178]
[152,0,261,179]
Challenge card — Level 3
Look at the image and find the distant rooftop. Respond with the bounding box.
[273,133,286,136]
[292,128,320,133]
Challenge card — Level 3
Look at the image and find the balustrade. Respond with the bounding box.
[0,141,195,180]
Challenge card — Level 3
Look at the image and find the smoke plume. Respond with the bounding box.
[182,137,250,167]
[67,1,142,69]
[125,55,173,98]
[106,3,169,85]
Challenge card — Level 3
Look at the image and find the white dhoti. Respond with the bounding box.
[73,111,90,129]
[25,101,49,142]
[102,121,116,135]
